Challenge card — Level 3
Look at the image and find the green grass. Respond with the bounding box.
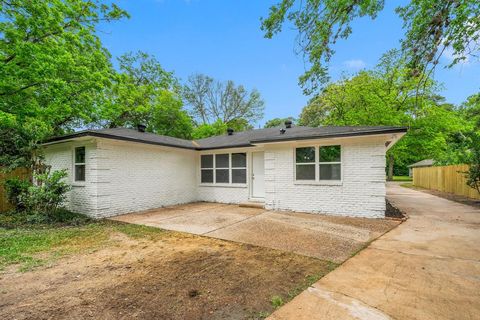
[268,261,338,312]
[0,220,165,272]
[392,175,412,181]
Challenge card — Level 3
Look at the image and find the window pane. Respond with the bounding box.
[319,164,341,180]
[201,155,213,168]
[232,169,246,184]
[75,165,85,181]
[232,153,246,167]
[215,169,229,183]
[201,169,213,183]
[296,164,315,180]
[319,145,341,162]
[215,154,229,168]
[296,147,315,163]
[75,147,85,163]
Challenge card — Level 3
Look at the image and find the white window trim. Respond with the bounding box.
[72,146,86,185]
[200,152,248,187]
[294,145,343,185]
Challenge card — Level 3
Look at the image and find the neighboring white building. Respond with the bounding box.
[43,124,406,219]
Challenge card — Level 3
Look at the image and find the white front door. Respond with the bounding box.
[251,152,265,199]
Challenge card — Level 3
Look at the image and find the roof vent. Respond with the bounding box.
[227,128,234,136]
[285,120,293,128]
[137,124,146,133]
[280,128,286,134]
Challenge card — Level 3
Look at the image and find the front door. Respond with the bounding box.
[251,152,265,199]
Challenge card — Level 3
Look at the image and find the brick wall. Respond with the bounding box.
[44,135,388,218]
[264,137,387,218]
[44,140,99,215]
[94,139,197,217]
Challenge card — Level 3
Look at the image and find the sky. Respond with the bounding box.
[99,0,480,126]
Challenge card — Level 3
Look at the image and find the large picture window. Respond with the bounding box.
[200,153,247,185]
[295,145,341,182]
[74,146,86,182]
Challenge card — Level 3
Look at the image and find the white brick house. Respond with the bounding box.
[43,124,406,219]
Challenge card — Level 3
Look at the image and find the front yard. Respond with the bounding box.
[0,203,401,319]
[0,219,337,319]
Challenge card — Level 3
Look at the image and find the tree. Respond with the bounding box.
[183,74,265,129]
[298,53,466,179]
[191,119,228,139]
[459,94,480,131]
[261,0,480,94]
[98,51,193,139]
[264,117,296,128]
[0,0,128,168]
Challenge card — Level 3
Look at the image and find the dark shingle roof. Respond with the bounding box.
[45,127,197,150]
[408,159,434,168]
[45,126,407,150]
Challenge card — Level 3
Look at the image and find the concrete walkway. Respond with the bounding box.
[112,202,398,263]
[269,183,480,320]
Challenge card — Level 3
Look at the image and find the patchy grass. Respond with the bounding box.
[0,220,165,272]
[265,261,338,313]
[392,176,412,181]
[1,229,339,320]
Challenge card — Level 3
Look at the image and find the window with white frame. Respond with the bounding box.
[231,153,247,183]
[74,146,86,182]
[200,153,247,184]
[295,145,341,181]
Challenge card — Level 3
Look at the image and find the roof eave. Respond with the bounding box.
[43,132,197,150]
[250,128,408,144]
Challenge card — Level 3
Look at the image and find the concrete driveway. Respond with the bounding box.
[269,182,480,320]
[112,202,399,263]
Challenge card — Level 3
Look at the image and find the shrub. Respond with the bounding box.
[20,170,71,216]
[4,178,30,211]
[4,169,71,218]
[465,135,480,195]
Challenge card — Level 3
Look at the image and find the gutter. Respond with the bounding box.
[249,128,408,144]
[44,131,197,150]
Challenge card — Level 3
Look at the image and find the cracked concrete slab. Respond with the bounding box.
[111,202,398,262]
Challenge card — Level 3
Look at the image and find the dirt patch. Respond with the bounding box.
[385,199,407,219]
[0,230,336,320]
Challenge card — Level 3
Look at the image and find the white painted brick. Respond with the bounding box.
[263,139,386,218]
[43,135,388,219]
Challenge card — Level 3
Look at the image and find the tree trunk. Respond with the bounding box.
[387,154,394,181]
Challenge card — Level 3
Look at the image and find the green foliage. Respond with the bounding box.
[264,117,296,128]
[191,119,228,139]
[261,0,480,93]
[5,169,71,218]
[298,52,468,177]
[99,51,193,139]
[270,295,284,309]
[0,220,164,271]
[465,135,480,194]
[4,178,30,211]
[0,0,128,168]
[459,94,480,131]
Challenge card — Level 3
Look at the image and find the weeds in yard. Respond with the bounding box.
[0,220,166,272]
[267,262,338,313]
[270,295,284,309]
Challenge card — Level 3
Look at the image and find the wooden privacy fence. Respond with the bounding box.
[0,168,31,212]
[413,164,480,200]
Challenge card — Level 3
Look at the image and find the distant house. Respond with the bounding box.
[42,123,406,219]
[408,159,434,177]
